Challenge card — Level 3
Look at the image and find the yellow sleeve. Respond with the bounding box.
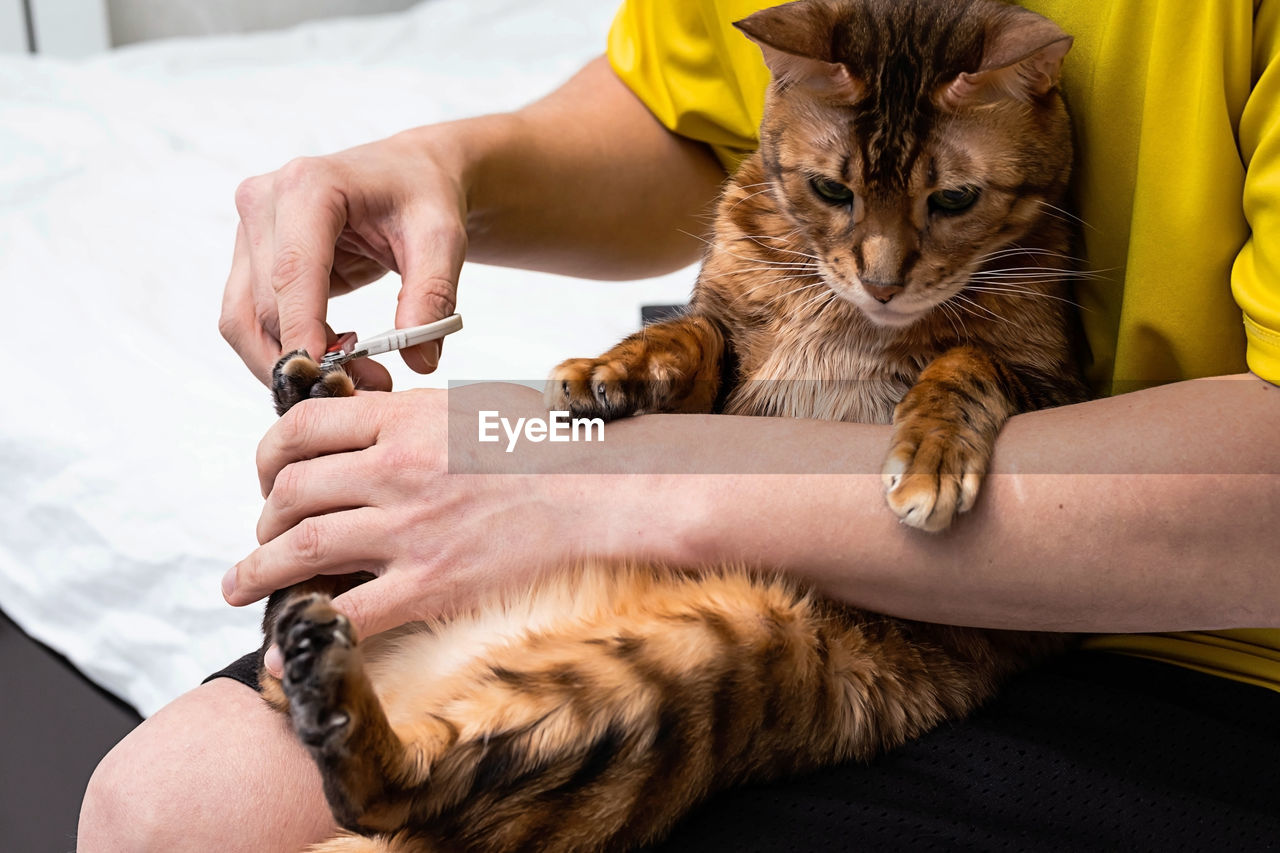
[606,0,771,172]
[1232,0,1280,383]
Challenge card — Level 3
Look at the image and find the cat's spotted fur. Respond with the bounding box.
[261,1,1088,850]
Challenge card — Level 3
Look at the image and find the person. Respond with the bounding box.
[78,1,1280,850]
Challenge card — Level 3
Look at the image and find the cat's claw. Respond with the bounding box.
[272,350,355,416]
[546,358,652,420]
[881,440,984,533]
[275,593,357,749]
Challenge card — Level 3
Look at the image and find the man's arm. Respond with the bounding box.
[590,373,1280,632]
[455,55,726,278]
[233,374,1278,643]
[221,56,725,383]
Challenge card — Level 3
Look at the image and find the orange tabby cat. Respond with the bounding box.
[261,1,1089,850]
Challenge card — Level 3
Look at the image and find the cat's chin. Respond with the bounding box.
[847,298,927,328]
[861,308,922,328]
[825,283,925,328]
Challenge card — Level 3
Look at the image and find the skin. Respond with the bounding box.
[78,55,1279,853]
[218,57,723,387]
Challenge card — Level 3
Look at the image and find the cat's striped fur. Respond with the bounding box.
[262,1,1088,850]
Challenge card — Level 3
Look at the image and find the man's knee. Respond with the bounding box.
[77,679,332,853]
[78,717,179,852]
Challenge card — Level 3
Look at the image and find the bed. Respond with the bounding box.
[0,0,695,719]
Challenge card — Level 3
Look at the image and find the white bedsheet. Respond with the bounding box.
[0,0,696,716]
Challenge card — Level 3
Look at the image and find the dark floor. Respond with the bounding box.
[0,608,143,853]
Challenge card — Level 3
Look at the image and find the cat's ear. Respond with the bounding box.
[938,8,1072,108]
[734,2,863,103]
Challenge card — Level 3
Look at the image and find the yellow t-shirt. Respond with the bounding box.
[607,0,1280,693]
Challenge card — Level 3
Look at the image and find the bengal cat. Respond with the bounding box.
[261,1,1089,850]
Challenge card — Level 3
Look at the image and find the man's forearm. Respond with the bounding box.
[592,374,1280,632]
[420,56,726,280]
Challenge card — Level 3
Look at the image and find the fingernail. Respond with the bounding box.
[265,644,283,677]
[221,566,237,600]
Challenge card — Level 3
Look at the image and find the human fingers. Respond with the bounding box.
[255,450,381,545]
[222,508,385,607]
[330,252,388,296]
[260,570,421,677]
[268,159,350,363]
[220,225,287,385]
[263,644,285,678]
[256,395,383,498]
[393,209,467,374]
[235,171,299,373]
[330,572,435,644]
[344,357,393,393]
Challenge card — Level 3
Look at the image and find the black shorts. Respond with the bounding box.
[205,650,260,691]
[209,651,1280,851]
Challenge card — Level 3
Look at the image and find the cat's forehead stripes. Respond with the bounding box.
[831,0,985,192]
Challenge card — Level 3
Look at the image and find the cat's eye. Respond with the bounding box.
[810,176,855,206]
[929,186,981,213]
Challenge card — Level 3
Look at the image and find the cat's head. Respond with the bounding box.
[736,0,1074,328]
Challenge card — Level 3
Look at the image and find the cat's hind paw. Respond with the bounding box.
[881,432,985,533]
[272,351,355,416]
[275,593,357,750]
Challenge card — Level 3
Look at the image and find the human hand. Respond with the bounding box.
[219,130,468,387]
[221,384,583,672]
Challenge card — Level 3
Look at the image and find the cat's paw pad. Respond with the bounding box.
[274,593,356,748]
[271,351,355,416]
[881,433,984,533]
[546,358,665,421]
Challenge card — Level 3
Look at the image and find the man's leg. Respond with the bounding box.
[77,678,336,853]
[651,652,1280,851]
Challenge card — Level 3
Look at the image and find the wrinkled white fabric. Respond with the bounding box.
[0,0,694,716]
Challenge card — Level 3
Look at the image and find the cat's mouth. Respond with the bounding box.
[823,276,933,328]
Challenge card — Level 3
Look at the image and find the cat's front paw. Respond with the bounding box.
[546,357,663,421]
[881,426,986,533]
[274,593,357,750]
[272,351,355,416]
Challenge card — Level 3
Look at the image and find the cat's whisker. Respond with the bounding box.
[720,252,821,269]
[795,285,839,315]
[717,182,775,215]
[762,281,830,309]
[969,262,1112,274]
[967,268,1112,281]
[714,248,824,269]
[684,229,826,271]
[725,272,826,306]
[770,280,828,297]
[975,246,1086,263]
[726,186,778,212]
[949,293,1011,325]
[937,299,968,340]
[1033,198,1099,233]
[680,228,728,250]
[770,274,825,287]
[735,271,817,291]
[701,267,823,293]
[737,234,823,261]
[962,285,1086,310]
[705,264,822,275]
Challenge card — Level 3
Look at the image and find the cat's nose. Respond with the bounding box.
[861,280,903,304]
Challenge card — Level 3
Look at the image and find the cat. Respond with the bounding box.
[260,1,1090,850]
